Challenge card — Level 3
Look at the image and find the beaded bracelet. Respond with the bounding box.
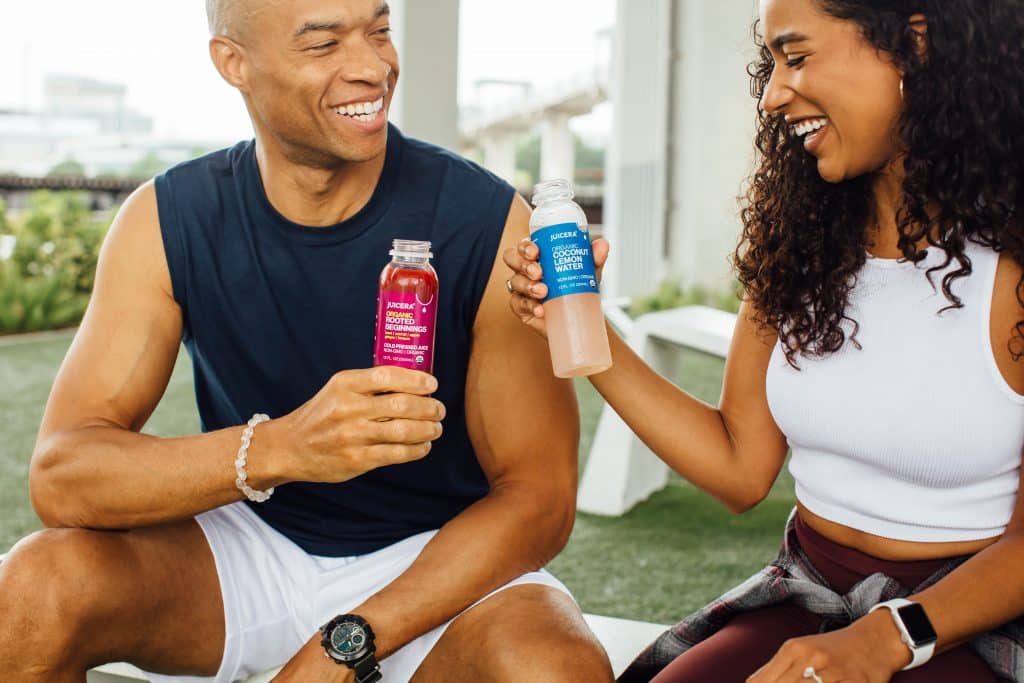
[235,413,274,503]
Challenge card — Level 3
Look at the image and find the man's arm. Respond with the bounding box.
[31,182,444,530]
[29,181,256,529]
[337,194,579,659]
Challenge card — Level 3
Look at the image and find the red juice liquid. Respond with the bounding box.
[373,263,439,374]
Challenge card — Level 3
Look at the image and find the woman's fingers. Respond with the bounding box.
[592,237,610,268]
[503,241,544,281]
[592,237,610,283]
[508,272,547,299]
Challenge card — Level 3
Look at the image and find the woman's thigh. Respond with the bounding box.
[650,603,821,683]
[893,644,998,683]
[648,604,999,683]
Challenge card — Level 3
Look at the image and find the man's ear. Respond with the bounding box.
[908,13,928,62]
[209,37,250,93]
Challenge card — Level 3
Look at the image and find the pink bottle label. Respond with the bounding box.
[373,291,438,372]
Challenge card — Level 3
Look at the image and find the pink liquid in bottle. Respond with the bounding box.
[373,240,439,374]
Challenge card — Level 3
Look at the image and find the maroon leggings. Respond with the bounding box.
[651,515,998,683]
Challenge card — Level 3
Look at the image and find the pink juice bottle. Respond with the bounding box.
[530,179,612,378]
[373,239,439,374]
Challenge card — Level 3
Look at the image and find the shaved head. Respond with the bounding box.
[206,0,251,38]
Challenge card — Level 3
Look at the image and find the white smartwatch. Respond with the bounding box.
[868,598,938,670]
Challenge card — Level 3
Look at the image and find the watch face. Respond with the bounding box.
[330,622,368,659]
[898,603,937,645]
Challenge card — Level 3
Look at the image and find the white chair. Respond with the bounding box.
[577,304,737,516]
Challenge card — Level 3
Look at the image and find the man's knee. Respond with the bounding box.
[1,528,131,637]
[435,584,614,682]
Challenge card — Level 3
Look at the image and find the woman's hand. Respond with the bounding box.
[747,611,910,683]
[502,235,610,338]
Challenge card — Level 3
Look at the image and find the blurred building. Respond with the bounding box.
[0,75,221,177]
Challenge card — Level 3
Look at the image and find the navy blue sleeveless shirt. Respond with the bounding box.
[154,125,515,556]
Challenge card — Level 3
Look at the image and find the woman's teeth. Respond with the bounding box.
[792,117,828,137]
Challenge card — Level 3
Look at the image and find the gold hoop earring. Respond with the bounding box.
[899,79,905,101]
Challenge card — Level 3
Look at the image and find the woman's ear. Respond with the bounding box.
[908,13,928,61]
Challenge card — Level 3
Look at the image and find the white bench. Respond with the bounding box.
[85,613,666,681]
[578,304,737,516]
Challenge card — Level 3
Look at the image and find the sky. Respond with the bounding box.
[0,1,614,146]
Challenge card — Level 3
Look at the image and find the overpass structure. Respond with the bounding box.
[458,65,609,185]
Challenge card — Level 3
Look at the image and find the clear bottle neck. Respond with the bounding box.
[531,179,574,207]
[389,239,433,265]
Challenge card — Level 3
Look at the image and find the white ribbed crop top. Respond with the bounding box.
[765,241,1024,542]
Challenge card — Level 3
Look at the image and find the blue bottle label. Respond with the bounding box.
[532,222,599,302]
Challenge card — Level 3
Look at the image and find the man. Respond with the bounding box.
[0,1,614,681]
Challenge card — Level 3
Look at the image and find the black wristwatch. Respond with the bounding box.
[320,614,382,682]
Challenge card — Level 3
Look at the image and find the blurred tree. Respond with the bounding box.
[0,191,114,333]
[10,191,109,295]
[128,152,172,179]
[46,159,86,178]
[514,131,606,187]
[516,133,541,186]
[575,136,605,175]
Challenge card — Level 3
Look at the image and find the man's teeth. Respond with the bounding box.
[334,98,384,121]
[792,118,828,137]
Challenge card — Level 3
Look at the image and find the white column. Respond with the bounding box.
[667,0,758,291]
[388,0,460,151]
[480,132,517,184]
[539,112,575,183]
[602,0,672,299]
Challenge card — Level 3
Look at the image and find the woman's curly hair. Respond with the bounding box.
[736,0,1024,366]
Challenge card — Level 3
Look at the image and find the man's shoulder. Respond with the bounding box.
[153,141,252,220]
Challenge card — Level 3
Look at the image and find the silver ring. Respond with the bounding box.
[802,666,824,683]
[505,278,513,294]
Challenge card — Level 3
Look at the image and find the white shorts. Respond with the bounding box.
[145,502,571,683]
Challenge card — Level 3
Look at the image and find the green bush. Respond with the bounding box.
[0,263,90,333]
[0,191,112,334]
[629,280,742,317]
[10,191,109,296]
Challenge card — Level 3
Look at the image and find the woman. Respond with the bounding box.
[505,0,1024,681]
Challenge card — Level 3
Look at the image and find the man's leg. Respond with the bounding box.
[411,584,614,683]
[0,520,224,682]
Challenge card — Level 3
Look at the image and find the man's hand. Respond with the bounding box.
[268,366,446,485]
[271,634,355,683]
[747,610,910,683]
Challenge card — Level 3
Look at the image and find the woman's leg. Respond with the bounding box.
[892,645,998,683]
[650,603,822,683]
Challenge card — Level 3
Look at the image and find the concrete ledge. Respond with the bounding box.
[85,613,665,681]
[2,550,664,681]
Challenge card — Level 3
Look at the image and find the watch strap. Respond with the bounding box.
[869,598,936,670]
[351,652,383,683]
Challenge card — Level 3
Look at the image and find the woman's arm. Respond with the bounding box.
[588,299,789,512]
[503,237,788,512]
